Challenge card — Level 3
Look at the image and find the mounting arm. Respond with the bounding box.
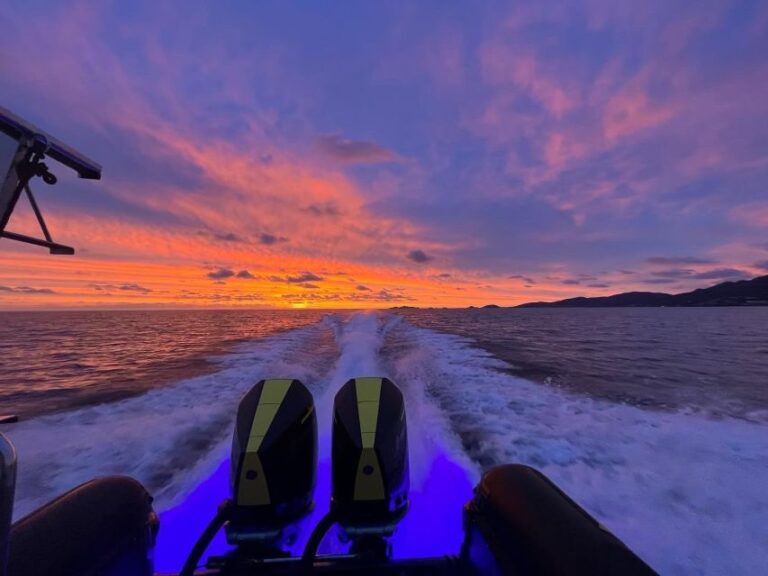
[0,145,74,254]
[0,105,102,256]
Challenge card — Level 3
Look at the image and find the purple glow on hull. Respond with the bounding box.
[155,450,474,571]
[155,459,234,571]
[392,453,474,559]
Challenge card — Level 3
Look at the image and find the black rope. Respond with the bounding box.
[179,500,232,576]
[300,510,338,574]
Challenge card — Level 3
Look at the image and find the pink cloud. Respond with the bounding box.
[543,132,589,170]
[0,3,469,306]
[463,0,768,231]
[730,203,768,228]
[602,83,675,142]
[479,47,575,118]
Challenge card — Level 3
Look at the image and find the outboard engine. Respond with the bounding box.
[331,377,409,536]
[179,379,318,574]
[227,378,317,544]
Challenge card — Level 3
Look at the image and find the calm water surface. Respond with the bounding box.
[398,307,768,419]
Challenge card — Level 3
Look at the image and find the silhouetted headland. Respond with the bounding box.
[517,275,768,308]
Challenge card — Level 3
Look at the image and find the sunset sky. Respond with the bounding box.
[1,1,767,309]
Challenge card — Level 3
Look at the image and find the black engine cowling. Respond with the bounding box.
[228,378,317,540]
[331,377,409,532]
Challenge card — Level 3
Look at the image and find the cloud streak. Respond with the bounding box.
[0,285,55,294]
[645,256,716,265]
[315,135,398,164]
[270,272,324,284]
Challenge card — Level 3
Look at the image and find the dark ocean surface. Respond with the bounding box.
[0,310,327,417]
[1,308,766,574]
[2,308,765,419]
[398,307,768,420]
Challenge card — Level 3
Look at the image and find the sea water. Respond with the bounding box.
[1,308,766,574]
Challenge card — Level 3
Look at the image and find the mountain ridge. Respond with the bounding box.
[515,275,768,308]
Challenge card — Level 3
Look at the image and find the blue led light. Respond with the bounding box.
[155,450,474,571]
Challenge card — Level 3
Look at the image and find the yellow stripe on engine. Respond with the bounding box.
[238,452,268,505]
[238,379,292,506]
[353,378,385,501]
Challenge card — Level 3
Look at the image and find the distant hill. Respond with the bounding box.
[517,275,768,308]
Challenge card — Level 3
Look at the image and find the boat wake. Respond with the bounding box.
[3,312,767,574]
[4,322,338,518]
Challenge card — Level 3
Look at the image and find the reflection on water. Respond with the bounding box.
[0,310,327,417]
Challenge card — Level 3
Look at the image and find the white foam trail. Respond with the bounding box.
[284,312,477,558]
[3,322,337,519]
[390,321,768,575]
[381,325,479,487]
[317,312,475,488]
[313,312,395,462]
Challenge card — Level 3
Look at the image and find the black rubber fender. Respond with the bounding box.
[8,476,157,576]
[462,465,656,575]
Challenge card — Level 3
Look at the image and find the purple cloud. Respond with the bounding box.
[652,269,694,278]
[645,256,716,265]
[119,283,152,293]
[407,250,433,264]
[316,134,397,164]
[270,272,324,283]
[0,286,55,294]
[649,268,750,281]
[691,268,750,280]
[509,274,536,284]
[305,202,341,217]
[213,232,242,242]
[207,268,236,280]
[259,233,288,245]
